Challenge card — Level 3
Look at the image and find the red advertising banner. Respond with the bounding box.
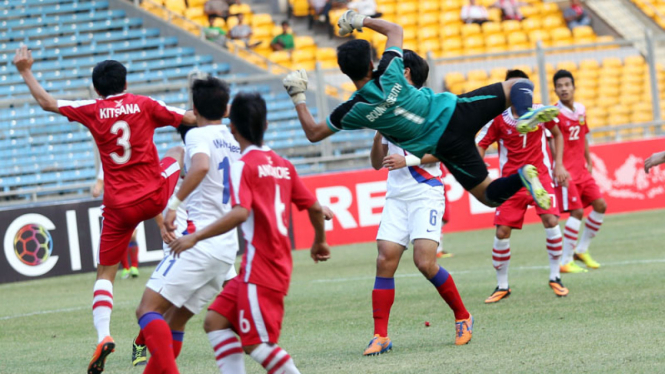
[292,138,665,249]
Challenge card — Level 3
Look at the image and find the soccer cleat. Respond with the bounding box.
[516,105,560,134]
[518,165,551,210]
[88,336,115,374]
[455,315,473,345]
[363,335,392,356]
[132,338,147,367]
[549,277,569,297]
[574,252,600,269]
[437,251,453,259]
[485,287,511,304]
[560,261,588,273]
[130,266,139,278]
[120,268,130,279]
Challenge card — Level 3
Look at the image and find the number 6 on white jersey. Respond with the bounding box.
[110,120,131,164]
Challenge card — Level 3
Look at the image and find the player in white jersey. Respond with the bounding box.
[363,51,472,357]
[134,77,240,372]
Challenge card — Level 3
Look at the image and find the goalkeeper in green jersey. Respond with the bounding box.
[283,11,559,210]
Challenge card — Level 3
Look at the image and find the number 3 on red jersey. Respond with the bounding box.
[110,121,131,164]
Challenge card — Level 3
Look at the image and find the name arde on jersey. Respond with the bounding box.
[213,138,241,154]
[258,164,291,179]
[99,103,141,119]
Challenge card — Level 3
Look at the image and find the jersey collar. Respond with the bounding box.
[242,144,271,156]
[104,92,128,99]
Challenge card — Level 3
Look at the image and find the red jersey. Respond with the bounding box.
[57,93,185,208]
[230,145,317,295]
[477,106,554,177]
[554,101,591,183]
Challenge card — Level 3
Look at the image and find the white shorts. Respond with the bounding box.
[147,247,237,315]
[376,189,445,247]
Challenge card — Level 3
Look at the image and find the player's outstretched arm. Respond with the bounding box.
[307,201,331,263]
[644,151,665,174]
[362,17,403,52]
[550,125,570,186]
[165,153,209,231]
[370,132,388,170]
[13,46,59,113]
[283,69,336,142]
[170,205,249,256]
[182,111,197,125]
[477,145,487,158]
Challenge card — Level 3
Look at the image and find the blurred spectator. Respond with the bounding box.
[205,24,228,47]
[347,0,378,17]
[492,0,524,20]
[229,13,261,48]
[564,0,591,29]
[204,0,239,26]
[271,21,295,51]
[461,0,489,24]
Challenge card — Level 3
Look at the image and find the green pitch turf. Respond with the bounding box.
[1,209,665,374]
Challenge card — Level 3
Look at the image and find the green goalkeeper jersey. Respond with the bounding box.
[326,46,457,158]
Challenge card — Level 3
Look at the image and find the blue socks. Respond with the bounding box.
[428,266,450,288]
[374,276,395,290]
[510,80,534,117]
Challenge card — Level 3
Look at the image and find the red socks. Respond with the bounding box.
[172,331,184,359]
[120,252,130,270]
[129,243,139,268]
[372,277,395,337]
[429,266,470,320]
[138,312,179,374]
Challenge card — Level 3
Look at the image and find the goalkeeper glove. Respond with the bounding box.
[337,10,368,37]
[283,69,308,106]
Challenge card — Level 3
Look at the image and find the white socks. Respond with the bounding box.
[208,329,245,374]
[578,211,604,254]
[492,237,511,289]
[92,279,113,343]
[545,226,563,281]
[562,217,581,265]
[250,343,300,374]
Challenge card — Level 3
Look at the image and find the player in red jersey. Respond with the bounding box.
[551,70,607,272]
[13,46,196,374]
[170,92,331,374]
[477,70,571,303]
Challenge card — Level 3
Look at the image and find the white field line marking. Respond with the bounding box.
[0,301,133,321]
[310,258,665,284]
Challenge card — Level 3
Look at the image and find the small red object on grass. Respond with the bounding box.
[425,321,430,327]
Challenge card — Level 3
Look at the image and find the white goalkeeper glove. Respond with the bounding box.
[283,69,308,106]
[337,10,368,37]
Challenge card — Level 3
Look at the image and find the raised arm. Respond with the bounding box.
[370,132,388,170]
[338,10,403,51]
[13,46,59,113]
[283,69,336,142]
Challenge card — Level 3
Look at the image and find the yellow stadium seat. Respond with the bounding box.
[485,33,506,49]
[488,8,502,22]
[185,7,205,19]
[269,50,291,64]
[441,0,461,11]
[419,39,441,54]
[631,111,653,124]
[625,55,646,66]
[577,69,598,80]
[490,67,507,81]
[441,24,461,37]
[396,13,418,27]
[379,3,396,14]
[212,18,226,29]
[270,25,283,36]
[251,13,273,28]
[551,27,572,40]
[463,35,484,50]
[572,25,594,38]
[403,27,418,40]
[226,16,239,29]
[316,47,336,60]
[528,29,550,44]
[419,12,439,26]
[396,2,418,14]
[538,2,560,15]
[513,65,533,75]
[294,36,316,53]
[421,0,440,12]
[507,31,528,48]
[467,69,489,81]
[449,82,465,94]
[519,6,539,18]
[253,26,272,38]
[461,23,481,36]
[603,57,623,68]
[620,94,640,106]
[502,20,521,32]
[229,3,252,15]
[579,59,600,70]
[403,39,419,51]
[442,37,463,52]
[165,0,187,13]
[420,26,440,41]
[556,60,577,71]
[189,0,206,6]
[291,0,310,17]
[292,49,315,63]
[521,17,541,32]
[481,22,502,34]
[608,114,629,125]
[543,15,564,29]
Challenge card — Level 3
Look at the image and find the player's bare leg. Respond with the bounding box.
[469,168,551,210]
[364,240,402,356]
[413,239,472,345]
[164,146,184,171]
[575,198,607,269]
[486,225,512,304]
[135,289,180,373]
[541,214,568,297]
[561,208,588,273]
[204,310,246,373]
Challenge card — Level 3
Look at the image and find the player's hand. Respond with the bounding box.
[283,69,308,106]
[91,184,102,198]
[161,226,176,244]
[322,206,334,220]
[164,209,178,233]
[554,165,570,187]
[310,242,331,263]
[644,151,665,174]
[382,154,406,171]
[13,45,34,73]
[170,234,197,258]
[587,163,593,174]
[337,9,368,37]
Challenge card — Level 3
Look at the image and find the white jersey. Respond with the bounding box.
[184,125,242,263]
[382,136,444,199]
[162,178,190,253]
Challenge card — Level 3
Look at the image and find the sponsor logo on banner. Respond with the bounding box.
[291,138,665,249]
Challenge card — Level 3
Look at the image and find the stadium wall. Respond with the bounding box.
[291,137,665,249]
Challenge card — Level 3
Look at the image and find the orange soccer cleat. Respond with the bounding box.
[454,315,474,345]
[549,278,569,297]
[485,287,511,304]
[363,335,392,356]
[88,336,115,374]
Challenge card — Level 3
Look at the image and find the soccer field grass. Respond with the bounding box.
[1,210,665,374]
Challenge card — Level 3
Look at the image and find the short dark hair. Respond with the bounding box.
[230,91,267,146]
[403,49,429,88]
[553,69,575,87]
[337,39,372,81]
[177,124,196,143]
[281,20,289,27]
[92,60,127,97]
[191,75,230,121]
[505,69,529,80]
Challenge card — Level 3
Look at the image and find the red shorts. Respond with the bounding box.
[556,175,603,212]
[98,157,179,266]
[494,174,559,229]
[209,277,285,346]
